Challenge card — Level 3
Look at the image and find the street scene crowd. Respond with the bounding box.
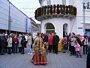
[0,32,89,66]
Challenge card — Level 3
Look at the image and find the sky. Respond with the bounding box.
[9,0,41,24]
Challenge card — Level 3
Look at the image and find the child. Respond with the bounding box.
[62,37,68,53]
[74,41,82,58]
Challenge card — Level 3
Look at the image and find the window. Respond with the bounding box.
[63,23,68,37]
[45,23,55,34]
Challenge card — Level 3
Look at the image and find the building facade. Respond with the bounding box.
[0,0,39,34]
[36,0,90,37]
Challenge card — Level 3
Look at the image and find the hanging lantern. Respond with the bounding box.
[39,7,42,16]
[48,5,50,15]
[57,4,60,14]
[68,5,70,15]
[62,5,65,15]
[60,5,62,14]
[50,5,52,15]
[69,5,73,15]
[41,7,43,16]
[43,6,46,16]
[65,6,68,14]
[55,5,57,14]
[52,5,54,14]
[47,5,49,15]
[54,4,56,14]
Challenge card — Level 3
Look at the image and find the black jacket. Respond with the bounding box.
[43,35,48,42]
[76,37,82,46]
[21,36,26,46]
[53,35,59,45]
[0,36,3,47]
[87,47,90,68]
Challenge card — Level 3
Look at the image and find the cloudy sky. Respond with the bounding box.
[9,0,41,23]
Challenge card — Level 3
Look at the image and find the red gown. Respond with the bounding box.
[31,37,47,65]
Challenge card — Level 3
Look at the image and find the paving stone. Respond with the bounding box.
[0,52,86,68]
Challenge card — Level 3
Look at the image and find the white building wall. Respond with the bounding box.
[85,9,90,23]
[41,0,47,6]
[76,17,83,35]
[70,17,84,35]
[0,0,9,30]
[41,0,62,6]
[66,0,69,5]
[41,18,70,38]
[68,0,84,35]
[41,0,78,6]
[69,0,74,5]
[40,0,90,36]
[73,0,83,16]
[51,0,62,5]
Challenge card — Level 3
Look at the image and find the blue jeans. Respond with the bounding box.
[76,51,81,57]
[27,45,32,53]
[13,45,18,53]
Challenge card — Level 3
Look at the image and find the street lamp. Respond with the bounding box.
[83,2,90,34]
[8,0,11,34]
[83,2,85,34]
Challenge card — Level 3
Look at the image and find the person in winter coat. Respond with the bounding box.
[21,36,26,54]
[62,37,68,53]
[27,34,32,54]
[7,35,12,54]
[48,33,53,53]
[87,47,90,68]
[43,34,48,54]
[12,35,19,53]
[3,35,8,53]
[82,36,88,54]
[74,41,81,58]
[52,32,59,54]
[18,34,22,53]
[0,34,4,55]
[70,35,76,55]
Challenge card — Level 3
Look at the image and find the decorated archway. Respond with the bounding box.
[45,23,55,34]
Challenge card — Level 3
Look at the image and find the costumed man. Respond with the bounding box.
[42,33,48,54]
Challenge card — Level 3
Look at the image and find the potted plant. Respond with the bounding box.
[60,4,62,14]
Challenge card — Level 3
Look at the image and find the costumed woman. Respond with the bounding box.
[31,33,47,65]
